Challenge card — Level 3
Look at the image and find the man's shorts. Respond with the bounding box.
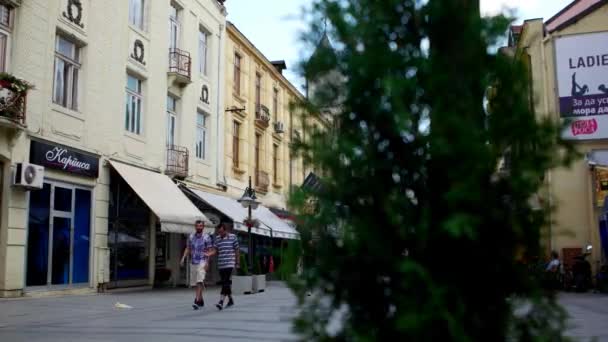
[190,261,207,287]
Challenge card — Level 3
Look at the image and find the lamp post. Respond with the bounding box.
[238,176,260,270]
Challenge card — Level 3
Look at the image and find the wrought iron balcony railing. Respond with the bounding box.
[255,105,271,129]
[0,92,26,127]
[168,48,191,84]
[0,75,30,128]
[273,121,284,134]
[166,145,189,178]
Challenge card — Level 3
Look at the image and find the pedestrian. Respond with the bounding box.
[214,223,240,310]
[180,220,215,310]
[544,251,561,290]
[545,251,560,272]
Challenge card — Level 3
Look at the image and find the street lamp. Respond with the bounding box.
[238,176,260,269]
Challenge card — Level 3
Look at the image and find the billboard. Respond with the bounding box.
[555,31,608,140]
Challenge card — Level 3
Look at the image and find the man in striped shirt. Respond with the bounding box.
[214,223,240,310]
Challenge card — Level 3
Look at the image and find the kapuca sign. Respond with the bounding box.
[555,31,608,140]
[30,140,99,177]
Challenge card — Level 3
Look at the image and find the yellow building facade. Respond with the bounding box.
[513,1,608,269]
[223,22,309,210]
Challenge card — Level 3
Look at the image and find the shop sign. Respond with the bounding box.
[30,140,99,178]
[555,31,608,139]
[561,115,608,140]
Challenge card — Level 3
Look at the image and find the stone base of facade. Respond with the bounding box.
[0,289,23,298]
[24,287,95,298]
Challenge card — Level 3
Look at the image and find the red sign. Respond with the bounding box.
[571,118,598,136]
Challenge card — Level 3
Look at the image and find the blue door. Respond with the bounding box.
[26,183,91,287]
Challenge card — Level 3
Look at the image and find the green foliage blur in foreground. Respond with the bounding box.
[289,0,578,340]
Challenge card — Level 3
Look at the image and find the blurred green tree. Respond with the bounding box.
[289,0,578,340]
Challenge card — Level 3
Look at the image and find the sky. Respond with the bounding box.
[224,0,574,89]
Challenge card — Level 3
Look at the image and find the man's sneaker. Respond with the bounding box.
[192,301,199,310]
[215,301,224,310]
[226,298,234,308]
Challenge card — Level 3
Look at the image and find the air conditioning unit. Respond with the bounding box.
[274,121,285,133]
[13,162,44,190]
[293,129,302,140]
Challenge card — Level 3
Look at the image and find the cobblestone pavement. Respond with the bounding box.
[0,282,298,342]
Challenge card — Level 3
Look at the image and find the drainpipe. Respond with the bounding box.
[215,23,225,189]
[289,108,293,193]
[541,33,554,252]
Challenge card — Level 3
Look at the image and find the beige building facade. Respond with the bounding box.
[0,0,228,297]
[512,0,608,269]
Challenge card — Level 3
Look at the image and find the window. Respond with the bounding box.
[255,73,261,113]
[166,95,177,146]
[233,121,240,168]
[272,88,279,122]
[125,75,143,135]
[196,111,208,159]
[129,0,144,30]
[0,32,6,72]
[0,5,12,73]
[0,5,9,27]
[199,30,208,75]
[53,36,80,110]
[255,133,261,184]
[233,53,241,95]
[273,144,279,183]
[169,3,180,50]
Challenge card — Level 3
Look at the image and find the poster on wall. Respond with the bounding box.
[555,31,608,140]
[595,166,608,207]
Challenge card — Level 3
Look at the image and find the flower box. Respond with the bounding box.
[232,275,253,295]
[252,274,266,293]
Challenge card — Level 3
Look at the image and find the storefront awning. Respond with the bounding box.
[186,187,300,240]
[588,150,608,166]
[254,205,300,239]
[109,161,210,234]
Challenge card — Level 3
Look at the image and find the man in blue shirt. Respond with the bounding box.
[181,220,215,309]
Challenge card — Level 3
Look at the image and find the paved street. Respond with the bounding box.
[0,282,298,342]
[2,284,608,341]
[561,292,608,341]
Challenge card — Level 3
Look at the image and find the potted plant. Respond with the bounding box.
[252,257,266,293]
[231,253,253,295]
